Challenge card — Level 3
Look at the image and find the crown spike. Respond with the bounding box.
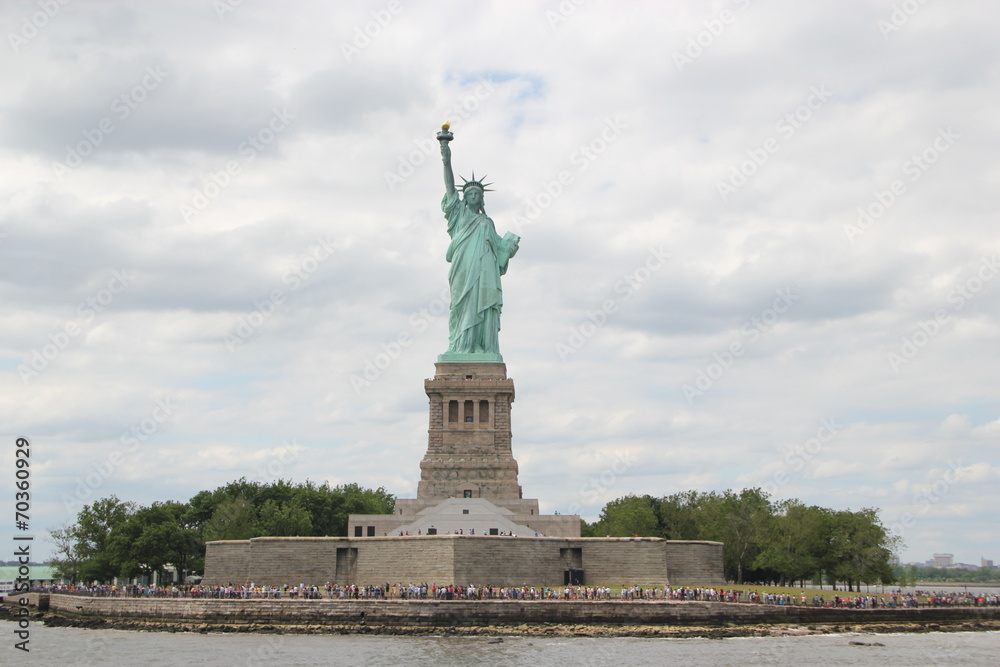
[459,171,496,193]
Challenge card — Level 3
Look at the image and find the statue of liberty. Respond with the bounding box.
[437,123,519,361]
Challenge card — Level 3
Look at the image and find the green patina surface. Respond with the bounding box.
[437,126,519,363]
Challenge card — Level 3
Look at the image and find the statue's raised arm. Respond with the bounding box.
[438,122,456,197]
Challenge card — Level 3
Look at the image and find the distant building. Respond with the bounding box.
[0,565,68,600]
[932,553,954,567]
[983,558,994,569]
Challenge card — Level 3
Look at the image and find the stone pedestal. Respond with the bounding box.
[350,361,580,538]
[417,362,523,502]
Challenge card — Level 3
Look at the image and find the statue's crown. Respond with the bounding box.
[460,171,494,192]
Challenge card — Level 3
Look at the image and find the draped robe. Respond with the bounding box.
[442,190,516,354]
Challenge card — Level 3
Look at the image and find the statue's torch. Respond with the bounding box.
[437,121,453,144]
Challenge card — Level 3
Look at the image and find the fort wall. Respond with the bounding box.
[203,535,725,587]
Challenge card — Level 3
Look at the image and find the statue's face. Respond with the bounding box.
[464,187,483,208]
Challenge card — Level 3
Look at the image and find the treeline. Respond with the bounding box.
[894,564,1000,585]
[582,489,898,590]
[49,479,394,584]
[49,481,899,590]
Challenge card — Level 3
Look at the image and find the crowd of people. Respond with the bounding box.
[35,582,1000,607]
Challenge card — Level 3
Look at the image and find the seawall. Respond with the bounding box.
[25,594,1000,635]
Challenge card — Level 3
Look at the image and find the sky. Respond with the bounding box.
[1,0,998,567]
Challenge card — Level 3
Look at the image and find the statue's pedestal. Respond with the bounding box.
[348,361,581,538]
[417,363,522,501]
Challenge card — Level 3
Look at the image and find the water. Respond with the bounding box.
[2,621,998,666]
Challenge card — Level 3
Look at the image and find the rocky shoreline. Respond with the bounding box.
[6,605,999,638]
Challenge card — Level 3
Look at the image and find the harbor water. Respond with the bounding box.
[2,621,998,666]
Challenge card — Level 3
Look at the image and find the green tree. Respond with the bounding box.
[895,564,909,588]
[47,523,83,584]
[187,488,226,528]
[257,498,312,536]
[194,478,395,538]
[320,482,395,536]
[825,508,896,591]
[754,502,832,586]
[76,496,136,583]
[579,518,600,537]
[107,501,201,582]
[201,496,259,541]
[591,490,903,587]
[893,564,1000,584]
[698,488,773,584]
[256,478,297,508]
[56,479,397,583]
[594,495,659,537]
[656,490,709,540]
